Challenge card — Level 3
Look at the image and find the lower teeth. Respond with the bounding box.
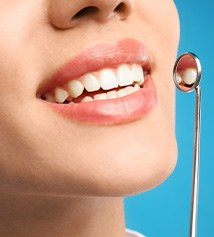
[43,83,142,104]
[71,83,141,104]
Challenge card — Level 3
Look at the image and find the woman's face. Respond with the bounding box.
[0,0,179,196]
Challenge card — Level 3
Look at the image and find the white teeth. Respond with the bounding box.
[107,90,118,99]
[54,87,69,103]
[94,84,140,101]
[176,73,182,84]
[94,93,107,100]
[116,64,133,87]
[82,73,100,92]
[116,84,140,98]
[47,63,146,104]
[81,96,93,103]
[131,64,144,85]
[183,68,197,85]
[125,86,136,95]
[67,80,84,98]
[99,69,118,90]
[117,88,129,98]
[134,84,141,91]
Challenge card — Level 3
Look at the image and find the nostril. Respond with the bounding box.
[114,2,131,19]
[114,2,126,13]
[49,0,134,30]
[73,6,99,19]
[72,2,131,21]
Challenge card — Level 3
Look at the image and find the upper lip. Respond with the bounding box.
[37,38,152,97]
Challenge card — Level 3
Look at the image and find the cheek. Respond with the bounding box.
[136,0,180,53]
[146,2,180,127]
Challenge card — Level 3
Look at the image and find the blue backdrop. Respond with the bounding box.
[125,1,214,236]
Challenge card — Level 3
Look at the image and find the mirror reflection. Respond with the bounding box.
[173,53,201,92]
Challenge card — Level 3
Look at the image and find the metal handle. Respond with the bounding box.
[190,86,201,237]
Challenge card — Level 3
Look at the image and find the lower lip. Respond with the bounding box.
[43,76,157,125]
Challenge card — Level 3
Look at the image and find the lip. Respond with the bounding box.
[38,38,157,125]
[177,56,197,71]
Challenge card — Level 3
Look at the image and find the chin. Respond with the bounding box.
[2,136,177,198]
[51,128,177,197]
[11,129,177,198]
[82,136,178,197]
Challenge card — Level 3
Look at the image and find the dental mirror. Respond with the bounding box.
[173,52,202,237]
[173,52,202,92]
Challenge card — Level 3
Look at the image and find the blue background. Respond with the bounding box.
[125,1,214,236]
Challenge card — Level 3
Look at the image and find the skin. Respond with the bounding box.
[0,0,180,236]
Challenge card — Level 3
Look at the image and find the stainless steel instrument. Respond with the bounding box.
[173,52,202,237]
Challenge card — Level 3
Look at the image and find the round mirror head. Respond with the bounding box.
[173,52,202,92]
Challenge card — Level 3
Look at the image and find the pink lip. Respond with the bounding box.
[177,56,197,71]
[38,38,157,125]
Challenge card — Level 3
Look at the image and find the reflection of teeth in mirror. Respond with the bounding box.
[176,73,182,84]
[183,68,197,85]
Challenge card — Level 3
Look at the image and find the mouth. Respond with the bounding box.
[41,63,147,104]
[37,38,157,125]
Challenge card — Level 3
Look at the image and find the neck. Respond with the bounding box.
[0,192,126,237]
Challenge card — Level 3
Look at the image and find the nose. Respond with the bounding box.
[49,0,135,29]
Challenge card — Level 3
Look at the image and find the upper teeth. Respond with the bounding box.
[176,68,197,85]
[182,68,197,85]
[45,63,145,103]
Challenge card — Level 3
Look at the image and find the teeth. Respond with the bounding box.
[107,90,118,99]
[131,64,144,85]
[116,64,133,87]
[82,73,100,92]
[134,84,141,91]
[45,63,147,104]
[176,73,182,84]
[125,86,136,95]
[81,96,93,103]
[93,85,140,101]
[67,80,84,98]
[117,88,129,98]
[54,87,69,103]
[183,68,197,85]
[116,84,140,98]
[99,68,118,90]
[94,93,107,100]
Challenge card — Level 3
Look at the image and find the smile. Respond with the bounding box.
[42,63,146,104]
[37,38,157,125]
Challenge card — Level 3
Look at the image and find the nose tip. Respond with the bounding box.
[49,0,135,29]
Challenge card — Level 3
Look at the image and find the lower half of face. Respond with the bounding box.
[0,0,179,197]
